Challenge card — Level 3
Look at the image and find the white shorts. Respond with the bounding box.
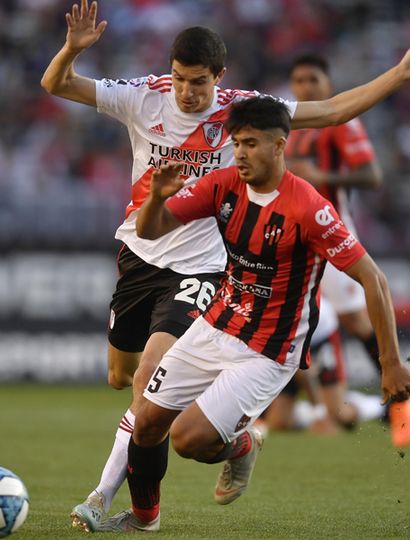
[321,262,366,315]
[143,317,298,442]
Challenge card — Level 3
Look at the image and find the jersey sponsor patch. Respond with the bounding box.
[315,205,335,226]
[326,233,358,257]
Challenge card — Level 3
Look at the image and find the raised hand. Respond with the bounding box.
[151,163,185,200]
[65,0,107,54]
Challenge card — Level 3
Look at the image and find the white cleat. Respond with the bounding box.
[214,426,264,505]
[97,509,160,532]
[70,492,106,533]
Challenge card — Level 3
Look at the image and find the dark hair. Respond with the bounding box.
[170,26,227,77]
[290,54,329,75]
[226,96,291,137]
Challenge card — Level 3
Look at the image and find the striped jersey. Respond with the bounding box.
[167,167,366,367]
[285,118,375,232]
[95,75,297,274]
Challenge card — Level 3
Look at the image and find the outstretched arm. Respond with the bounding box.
[40,0,107,106]
[136,163,185,239]
[291,50,410,129]
[345,254,410,403]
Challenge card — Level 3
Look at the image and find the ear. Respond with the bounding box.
[275,136,287,156]
[215,67,227,85]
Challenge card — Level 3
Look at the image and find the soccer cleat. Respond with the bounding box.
[70,492,106,533]
[389,399,410,448]
[214,426,264,505]
[96,509,160,532]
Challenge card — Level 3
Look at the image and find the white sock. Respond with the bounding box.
[89,408,135,512]
[346,391,384,422]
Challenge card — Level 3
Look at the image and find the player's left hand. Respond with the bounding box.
[381,362,410,404]
[151,162,184,200]
[287,159,327,187]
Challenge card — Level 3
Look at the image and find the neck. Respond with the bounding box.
[248,162,286,194]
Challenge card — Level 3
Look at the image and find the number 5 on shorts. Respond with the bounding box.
[147,366,167,393]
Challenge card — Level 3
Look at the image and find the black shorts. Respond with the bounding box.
[108,245,224,353]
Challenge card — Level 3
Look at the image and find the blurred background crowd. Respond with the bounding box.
[0,0,409,380]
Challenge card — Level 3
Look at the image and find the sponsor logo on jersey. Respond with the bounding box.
[264,223,284,246]
[326,233,357,257]
[227,246,276,271]
[228,274,272,298]
[221,289,252,322]
[219,202,233,222]
[234,414,251,432]
[149,123,166,137]
[321,219,343,239]
[202,121,224,148]
[315,205,335,226]
[148,143,222,179]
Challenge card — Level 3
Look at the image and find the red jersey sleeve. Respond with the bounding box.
[301,188,366,271]
[331,118,375,168]
[166,171,217,224]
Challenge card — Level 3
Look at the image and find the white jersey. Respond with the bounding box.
[96,75,297,274]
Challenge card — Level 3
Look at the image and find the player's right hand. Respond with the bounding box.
[65,0,107,54]
[151,163,185,200]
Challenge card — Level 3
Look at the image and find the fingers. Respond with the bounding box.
[72,3,80,22]
[66,13,74,29]
[80,0,89,19]
[96,20,107,36]
[89,0,97,20]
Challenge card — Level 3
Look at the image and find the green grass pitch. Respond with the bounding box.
[0,384,409,539]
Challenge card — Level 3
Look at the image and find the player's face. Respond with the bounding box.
[233,127,286,191]
[290,65,332,101]
[172,60,225,113]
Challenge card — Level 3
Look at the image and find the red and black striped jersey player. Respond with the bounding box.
[95,97,410,533]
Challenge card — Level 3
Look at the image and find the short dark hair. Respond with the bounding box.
[226,97,291,137]
[290,54,329,76]
[170,26,227,77]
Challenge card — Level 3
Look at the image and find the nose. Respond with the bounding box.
[235,145,247,160]
[180,82,194,99]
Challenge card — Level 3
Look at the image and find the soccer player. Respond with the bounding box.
[40,0,410,531]
[95,97,410,532]
[285,54,410,446]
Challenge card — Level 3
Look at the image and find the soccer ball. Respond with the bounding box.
[0,468,29,538]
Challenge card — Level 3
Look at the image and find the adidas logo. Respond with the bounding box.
[149,123,166,136]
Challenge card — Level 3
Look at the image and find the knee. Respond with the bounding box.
[133,355,161,391]
[108,368,133,390]
[170,423,200,459]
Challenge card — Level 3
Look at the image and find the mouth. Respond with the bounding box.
[238,164,250,173]
[180,100,196,108]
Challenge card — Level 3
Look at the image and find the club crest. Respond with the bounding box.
[202,121,224,148]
